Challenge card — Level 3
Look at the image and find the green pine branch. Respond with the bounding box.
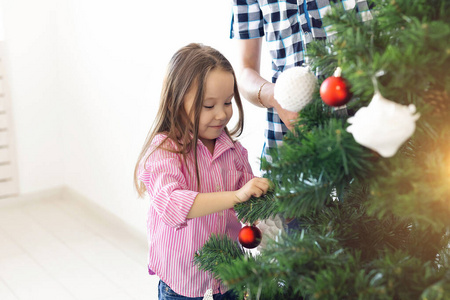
[193,234,244,277]
[233,191,280,225]
[262,116,375,218]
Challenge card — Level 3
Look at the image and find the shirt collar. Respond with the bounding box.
[197,130,235,160]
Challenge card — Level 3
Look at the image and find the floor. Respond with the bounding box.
[0,190,159,300]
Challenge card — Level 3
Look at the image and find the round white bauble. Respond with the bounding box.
[255,215,285,251]
[346,92,420,157]
[274,66,318,112]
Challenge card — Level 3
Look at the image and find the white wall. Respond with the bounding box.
[1,0,269,234]
[0,0,65,193]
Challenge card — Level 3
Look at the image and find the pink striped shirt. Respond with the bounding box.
[138,131,254,297]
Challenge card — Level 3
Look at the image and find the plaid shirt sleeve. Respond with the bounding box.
[230,0,265,39]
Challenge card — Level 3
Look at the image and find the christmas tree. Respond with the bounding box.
[195,0,450,299]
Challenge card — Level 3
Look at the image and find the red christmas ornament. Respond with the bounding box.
[238,225,262,249]
[320,67,352,107]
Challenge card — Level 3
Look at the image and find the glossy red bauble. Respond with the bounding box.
[238,225,262,249]
[320,76,352,107]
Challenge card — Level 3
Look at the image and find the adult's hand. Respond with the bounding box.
[271,96,299,131]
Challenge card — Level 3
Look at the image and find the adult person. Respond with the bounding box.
[230,0,373,159]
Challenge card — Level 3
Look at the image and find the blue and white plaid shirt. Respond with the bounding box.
[231,0,372,159]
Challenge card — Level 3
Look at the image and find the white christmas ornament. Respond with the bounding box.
[255,215,285,251]
[202,288,213,300]
[346,91,420,157]
[274,66,318,112]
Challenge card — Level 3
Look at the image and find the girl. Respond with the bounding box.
[134,43,270,300]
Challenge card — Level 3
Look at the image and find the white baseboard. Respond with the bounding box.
[0,185,147,240]
[0,186,65,208]
[60,186,147,241]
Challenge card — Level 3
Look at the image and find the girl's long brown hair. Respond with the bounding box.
[134,43,245,197]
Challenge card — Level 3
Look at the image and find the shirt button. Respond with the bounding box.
[215,184,221,191]
[218,212,223,217]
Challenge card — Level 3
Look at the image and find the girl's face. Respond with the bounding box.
[184,69,234,152]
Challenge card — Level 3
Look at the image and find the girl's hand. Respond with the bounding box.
[235,178,271,203]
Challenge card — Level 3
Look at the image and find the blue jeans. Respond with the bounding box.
[158,280,238,300]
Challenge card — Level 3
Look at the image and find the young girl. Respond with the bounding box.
[134,43,270,300]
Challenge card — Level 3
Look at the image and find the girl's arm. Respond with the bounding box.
[142,136,270,224]
[187,177,270,219]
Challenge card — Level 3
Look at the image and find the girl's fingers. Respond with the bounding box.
[251,185,267,198]
[241,178,272,200]
[255,179,270,193]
